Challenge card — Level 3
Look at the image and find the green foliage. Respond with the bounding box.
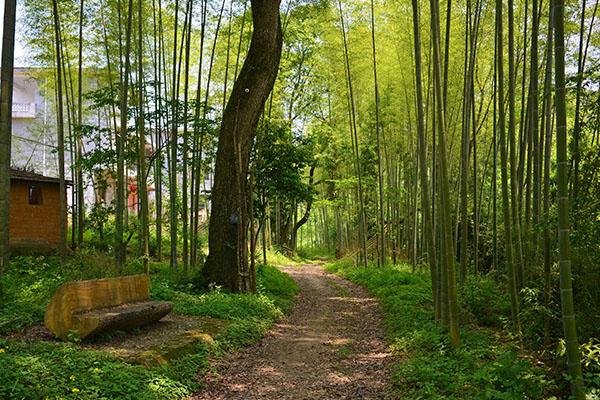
[256,263,300,313]
[0,340,207,399]
[296,246,334,260]
[255,120,314,202]
[253,119,315,222]
[0,255,298,399]
[263,248,303,266]
[326,259,553,399]
[459,275,512,328]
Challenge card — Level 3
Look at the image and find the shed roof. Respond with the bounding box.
[9,168,73,185]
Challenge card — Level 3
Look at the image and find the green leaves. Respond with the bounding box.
[254,119,316,215]
[326,260,551,399]
[0,257,297,399]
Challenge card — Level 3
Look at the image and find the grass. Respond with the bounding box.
[0,251,298,399]
[325,258,555,399]
[263,248,304,266]
[296,246,335,261]
[262,246,333,267]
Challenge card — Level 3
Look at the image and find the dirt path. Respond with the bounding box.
[192,264,395,400]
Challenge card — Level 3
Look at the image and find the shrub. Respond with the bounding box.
[459,274,511,328]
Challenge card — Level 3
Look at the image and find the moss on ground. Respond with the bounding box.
[0,254,298,399]
[325,259,555,399]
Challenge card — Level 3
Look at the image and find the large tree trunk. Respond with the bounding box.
[203,0,282,293]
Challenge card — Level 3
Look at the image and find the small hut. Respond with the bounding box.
[9,169,70,252]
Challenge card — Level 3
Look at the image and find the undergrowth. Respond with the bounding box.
[325,258,556,399]
[0,253,298,399]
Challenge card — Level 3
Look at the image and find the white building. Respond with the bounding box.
[11,68,59,177]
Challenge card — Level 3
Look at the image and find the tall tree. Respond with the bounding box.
[337,0,368,268]
[0,0,17,284]
[553,0,585,394]
[203,0,283,292]
[498,0,521,328]
[430,0,460,347]
[52,0,67,255]
[542,0,553,342]
[369,0,385,267]
[137,0,150,274]
[115,0,135,269]
[508,0,525,289]
[76,0,85,247]
[411,0,439,318]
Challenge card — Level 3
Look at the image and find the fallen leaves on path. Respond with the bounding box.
[192,264,396,400]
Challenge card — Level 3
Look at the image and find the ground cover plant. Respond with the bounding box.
[325,258,592,399]
[0,253,298,399]
[0,0,598,396]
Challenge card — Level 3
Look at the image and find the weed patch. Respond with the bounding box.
[0,254,298,399]
[326,259,553,399]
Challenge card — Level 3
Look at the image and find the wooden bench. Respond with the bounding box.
[44,274,172,340]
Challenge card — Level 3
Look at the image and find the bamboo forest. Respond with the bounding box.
[0,0,598,398]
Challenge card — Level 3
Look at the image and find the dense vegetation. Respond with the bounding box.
[0,0,598,397]
[0,254,298,399]
[326,259,550,399]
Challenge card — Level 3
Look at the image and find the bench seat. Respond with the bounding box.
[72,301,173,339]
[45,274,173,340]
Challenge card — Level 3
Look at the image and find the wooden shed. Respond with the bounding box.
[9,169,69,252]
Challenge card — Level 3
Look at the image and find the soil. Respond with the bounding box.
[6,314,228,364]
[192,264,396,400]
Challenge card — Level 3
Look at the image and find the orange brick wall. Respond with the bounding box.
[9,180,64,248]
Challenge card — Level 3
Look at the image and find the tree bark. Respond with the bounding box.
[52,0,67,255]
[76,0,85,247]
[116,0,134,269]
[137,0,149,274]
[498,0,521,329]
[553,0,586,394]
[290,165,316,252]
[0,0,16,283]
[203,0,283,292]
[430,0,460,347]
[411,0,438,319]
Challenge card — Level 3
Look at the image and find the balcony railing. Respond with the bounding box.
[12,102,36,118]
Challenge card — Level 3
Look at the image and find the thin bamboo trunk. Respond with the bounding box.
[116,0,135,269]
[169,0,179,270]
[138,0,150,274]
[508,0,525,292]
[369,0,386,267]
[76,0,85,246]
[411,0,438,316]
[52,0,68,255]
[0,0,16,282]
[553,0,586,394]
[497,0,521,328]
[542,2,553,343]
[430,0,460,347]
[337,0,368,267]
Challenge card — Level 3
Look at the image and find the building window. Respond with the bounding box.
[28,185,43,205]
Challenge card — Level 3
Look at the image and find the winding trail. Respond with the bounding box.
[192,263,395,400]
